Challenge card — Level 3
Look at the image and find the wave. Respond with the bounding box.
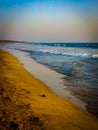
[32,49,98,58]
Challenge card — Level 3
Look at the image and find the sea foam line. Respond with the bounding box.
[32,50,98,58]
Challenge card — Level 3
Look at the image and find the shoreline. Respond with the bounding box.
[0,44,98,118]
[0,49,98,129]
[1,47,87,110]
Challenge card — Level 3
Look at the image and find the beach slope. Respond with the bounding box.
[0,50,98,130]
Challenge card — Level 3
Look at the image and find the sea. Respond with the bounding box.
[1,42,98,117]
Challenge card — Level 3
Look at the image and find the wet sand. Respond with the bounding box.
[63,77,98,118]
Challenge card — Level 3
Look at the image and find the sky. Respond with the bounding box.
[0,0,98,42]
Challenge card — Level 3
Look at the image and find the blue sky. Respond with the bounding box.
[0,0,97,14]
[0,0,98,42]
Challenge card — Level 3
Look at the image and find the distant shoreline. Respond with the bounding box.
[0,40,98,44]
[0,40,30,43]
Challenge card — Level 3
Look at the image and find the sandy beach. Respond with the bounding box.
[2,47,86,109]
[0,46,98,130]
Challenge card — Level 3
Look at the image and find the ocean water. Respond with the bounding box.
[1,42,98,117]
[4,43,98,87]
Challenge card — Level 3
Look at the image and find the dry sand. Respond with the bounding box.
[0,49,98,130]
